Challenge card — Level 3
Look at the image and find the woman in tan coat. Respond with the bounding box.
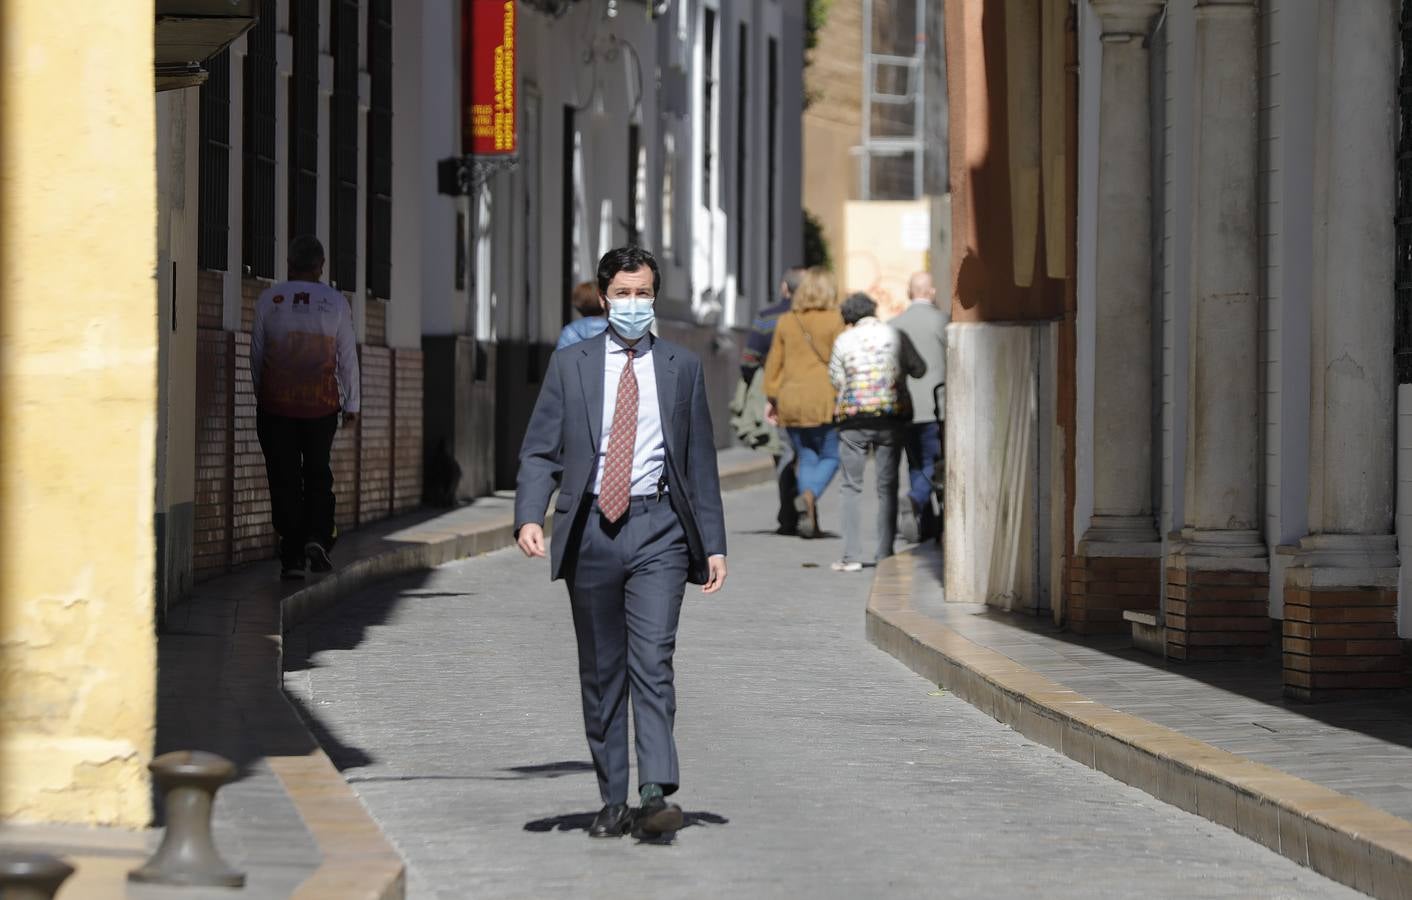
[763,268,846,537]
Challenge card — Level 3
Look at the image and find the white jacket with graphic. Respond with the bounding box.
[250,280,361,418]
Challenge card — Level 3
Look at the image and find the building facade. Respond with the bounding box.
[946,0,1411,699]
[155,0,807,618]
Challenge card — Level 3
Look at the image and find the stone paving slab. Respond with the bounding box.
[286,479,1359,899]
[870,546,1412,899]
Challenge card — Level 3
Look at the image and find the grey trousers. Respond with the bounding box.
[838,425,901,565]
[565,494,689,804]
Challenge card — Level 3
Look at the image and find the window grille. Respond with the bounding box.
[367,0,393,299]
[627,124,641,246]
[199,50,231,271]
[736,22,749,296]
[243,4,277,279]
[767,37,779,297]
[329,0,360,291]
[289,0,319,243]
[1396,0,1412,382]
[701,8,717,202]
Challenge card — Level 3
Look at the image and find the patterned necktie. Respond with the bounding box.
[598,349,638,523]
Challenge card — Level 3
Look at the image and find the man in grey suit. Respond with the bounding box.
[515,246,728,839]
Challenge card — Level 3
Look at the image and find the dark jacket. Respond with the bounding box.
[514,333,727,585]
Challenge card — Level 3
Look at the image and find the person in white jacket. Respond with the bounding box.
[251,235,361,579]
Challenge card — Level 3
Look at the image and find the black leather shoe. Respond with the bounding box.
[634,796,684,835]
[588,803,633,838]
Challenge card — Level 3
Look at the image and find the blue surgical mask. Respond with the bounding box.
[607,297,655,340]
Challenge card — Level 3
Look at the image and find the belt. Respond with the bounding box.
[587,480,669,512]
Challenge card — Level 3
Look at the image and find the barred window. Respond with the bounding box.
[701,8,717,203]
[330,0,360,291]
[767,37,779,300]
[243,4,277,279]
[198,50,231,272]
[1397,0,1412,383]
[367,0,393,299]
[289,0,319,243]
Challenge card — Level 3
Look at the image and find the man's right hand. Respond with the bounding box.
[517,523,546,558]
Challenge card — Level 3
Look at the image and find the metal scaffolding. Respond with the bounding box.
[859,0,927,200]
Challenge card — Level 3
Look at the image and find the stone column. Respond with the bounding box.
[1072,0,1164,635]
[1164,0,1268,661]
[1283,0,1404,698]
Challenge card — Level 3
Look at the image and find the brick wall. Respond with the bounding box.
[240,278,266,331]
[232,334,277,564]
[1165,566,1269,661]
[366,299,386,346]
[193,330,232,577]
[198,270,223,330]
[1283,586,1409,699]
[1067,555,1159,635]
[357,346,393,525]
[392,349,423,513]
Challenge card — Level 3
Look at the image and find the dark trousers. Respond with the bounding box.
[565,495,689,804]
[256,410,339,567]
[775,424,799,532]
[904,421,942,538]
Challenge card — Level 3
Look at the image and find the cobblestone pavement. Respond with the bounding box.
[286,478,1361,900]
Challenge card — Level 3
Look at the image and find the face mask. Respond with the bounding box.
[607,297,655,340]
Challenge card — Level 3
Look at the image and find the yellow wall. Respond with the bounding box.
[802,0,864,260]
[0,0,158,826]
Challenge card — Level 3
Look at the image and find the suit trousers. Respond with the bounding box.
[566,493,690,804]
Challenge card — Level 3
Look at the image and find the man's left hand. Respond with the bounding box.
[342,411,360,427]
[702,555,727,594]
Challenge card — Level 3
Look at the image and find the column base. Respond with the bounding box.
[1166,535,1269,662]
[1282,535,1406,700]
[1070,539,1161,635]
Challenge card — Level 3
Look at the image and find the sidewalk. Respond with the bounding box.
[869,546,1412,900]
[0,447,774,899]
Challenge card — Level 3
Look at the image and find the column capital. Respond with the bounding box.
[1089,0,1164,39]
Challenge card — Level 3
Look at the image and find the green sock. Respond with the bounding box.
[639,783,664,805]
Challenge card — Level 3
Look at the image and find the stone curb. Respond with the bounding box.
[866,548,1412,900]
[266,452,775,899]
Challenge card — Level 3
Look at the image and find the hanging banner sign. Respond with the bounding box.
[462,0,517,156]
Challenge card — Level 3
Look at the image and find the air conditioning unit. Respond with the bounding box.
[155,0,260,91]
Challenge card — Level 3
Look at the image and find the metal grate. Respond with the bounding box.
[735,22,749,294]
[243,3,277,279]
[199,50,231,271]
[701,8,717,202]
[1397,0,1412,382]
[367,0,393,299]
[289,0,319,243]
[330,0,360,291]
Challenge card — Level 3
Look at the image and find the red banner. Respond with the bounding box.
[462,0,517,156]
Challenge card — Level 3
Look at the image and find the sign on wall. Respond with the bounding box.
[462,0,517,157]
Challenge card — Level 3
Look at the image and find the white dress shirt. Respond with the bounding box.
[593,334,666,496]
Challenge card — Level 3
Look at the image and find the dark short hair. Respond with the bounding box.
[597,246,662,297]
[782,266,806,298]
[572,281,603,317]
[288,234,325,272]
[841,292,877,325]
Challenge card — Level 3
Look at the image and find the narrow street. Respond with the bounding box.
[285,479,1358,900]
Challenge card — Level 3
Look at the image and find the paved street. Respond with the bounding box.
[285,477,1360,899]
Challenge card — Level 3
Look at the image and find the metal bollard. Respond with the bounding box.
[0,852,74,900]
[128,750,246,888]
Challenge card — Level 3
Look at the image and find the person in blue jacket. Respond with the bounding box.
[556,280,609,349]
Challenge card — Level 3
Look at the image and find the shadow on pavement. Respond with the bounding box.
[523,811,729,834]
[344,761,597,784]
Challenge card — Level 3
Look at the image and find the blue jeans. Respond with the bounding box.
[788,425,840,499]
[904,421,942,533]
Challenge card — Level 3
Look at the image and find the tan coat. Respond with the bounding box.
[763,308,846,428]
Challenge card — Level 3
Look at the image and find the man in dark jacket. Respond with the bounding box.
[738,267,805,533]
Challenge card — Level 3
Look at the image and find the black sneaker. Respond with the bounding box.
[305,541,333,573]
[280,562,306,581]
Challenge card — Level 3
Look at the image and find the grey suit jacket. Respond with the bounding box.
[514,332,727,585]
